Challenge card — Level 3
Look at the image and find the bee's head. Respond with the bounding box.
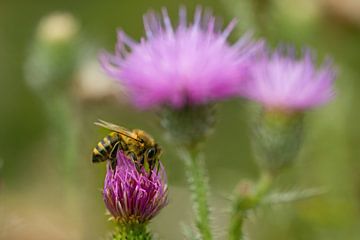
[144,143,162,162]
[133,129,162,167]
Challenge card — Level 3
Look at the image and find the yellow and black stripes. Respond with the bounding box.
[92,132,122,163]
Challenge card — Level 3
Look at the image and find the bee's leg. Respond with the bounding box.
[134,156,145,173]
[147,159,153,177]
[135,162,142,172]
[118,140,128,152]
[128,151,137,162]
[144,162,150,173]
[110,158,117,170]
[148,160,160,178]
[109,142,120,170]
[127,152,141,171]
[155,160,160,174]
[150,166,156,178]
[142,157,150,174]
[134,157,142,172]
[110,142,120,159]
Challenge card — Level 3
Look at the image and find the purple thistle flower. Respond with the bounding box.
[100,7,263,109]
[103,151,168,224]
[242,47,336,111]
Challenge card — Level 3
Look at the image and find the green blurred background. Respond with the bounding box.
[0,0,360,239]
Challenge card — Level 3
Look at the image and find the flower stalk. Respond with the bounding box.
[45,95,78,183]
[112,224,152,240]
[161,104,215,240]
[181,148,213,240]
[228,171,273,240]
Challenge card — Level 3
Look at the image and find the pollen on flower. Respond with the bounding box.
[100,7,264,109]
[103,151,168,224]
[242,47,336,110]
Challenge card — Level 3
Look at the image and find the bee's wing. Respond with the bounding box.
[94,119,140,141]
[95,119,129,132]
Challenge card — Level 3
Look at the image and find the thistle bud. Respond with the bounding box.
[25,12,80,95]
[160,104,216,148]
[252,107,304,173]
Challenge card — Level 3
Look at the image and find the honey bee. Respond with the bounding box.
[92,120,162,173]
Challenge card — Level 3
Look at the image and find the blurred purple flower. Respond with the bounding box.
[103,151,168,224]
[242,48,336,110]
[100,7,263,109]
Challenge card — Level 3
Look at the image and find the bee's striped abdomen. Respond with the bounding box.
[92,132,121,163]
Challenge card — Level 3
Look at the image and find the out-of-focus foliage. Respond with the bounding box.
[0,0,359,239]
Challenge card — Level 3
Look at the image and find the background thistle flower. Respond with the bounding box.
[103,151,168,225]
[242,47,336,111]
[243,47,336,173]
[100,7,263,109]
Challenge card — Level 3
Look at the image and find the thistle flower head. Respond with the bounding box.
[100,7,263,109]
[242,47,336,111]
[103,151,168,224]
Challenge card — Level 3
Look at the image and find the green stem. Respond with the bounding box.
[228,172,273,240]
[45,94,78,181]
[44,95,80,210]
[181,148,213,240]
[112,223,152,240]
